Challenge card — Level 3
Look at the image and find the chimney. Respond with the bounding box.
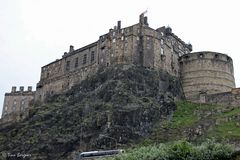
[144,16,148,26]
[11,86,16,93]
[20,86,24,92]
[117,21,121,30]
[69,45,74,53]
[139,13,144,24]
[28,86,32,92]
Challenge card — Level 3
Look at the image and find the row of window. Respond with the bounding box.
[66,52,95,71]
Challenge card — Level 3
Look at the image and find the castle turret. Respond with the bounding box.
[179,51,235,101]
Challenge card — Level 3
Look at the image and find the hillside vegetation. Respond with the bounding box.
[0,65,240,160]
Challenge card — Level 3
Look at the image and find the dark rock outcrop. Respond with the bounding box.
[0,65,184,160]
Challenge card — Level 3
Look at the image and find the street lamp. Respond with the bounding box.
[99,134,117,149]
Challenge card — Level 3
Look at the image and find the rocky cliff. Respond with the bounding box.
[0,64,184,160]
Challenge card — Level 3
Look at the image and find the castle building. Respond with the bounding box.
[1,13,239,123]
[1,86,35,122]
[35,13,192,102]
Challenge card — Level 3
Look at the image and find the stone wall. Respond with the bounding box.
[1,86,34,118]
[204,88,240,106]
[179,51,235,101]
[35,14,192,102]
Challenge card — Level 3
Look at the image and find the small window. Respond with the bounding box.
[227,56,230,61]
[161,32,164,36]
[91,51,95,62]
[215,54,219,59]
[136,36,139,41]
[121,36,124,40]
[83,54,87,64]
[199,54,204,58]
[113,39,116,43]
[13,100,17,105]
[74,58,79,68]
[161,39,164,45]
[21,100,25,105]
[161,47,164,55]
[66,61,70,71]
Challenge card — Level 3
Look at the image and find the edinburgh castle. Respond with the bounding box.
[1,13,240,124]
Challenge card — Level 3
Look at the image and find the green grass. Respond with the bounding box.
[169,101,213,128]
[213,122,240,138]
[222,107,240,117]
[169,101,198,128]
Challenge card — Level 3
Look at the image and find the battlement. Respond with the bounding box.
[5,86,34,96]
[2,86,35,119]
[179,51,232,63]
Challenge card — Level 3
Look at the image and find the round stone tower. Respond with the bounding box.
[179,51,235,101]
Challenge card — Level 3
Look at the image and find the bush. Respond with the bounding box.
[103,140,233,160]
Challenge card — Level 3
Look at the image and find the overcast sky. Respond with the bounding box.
[0,0,239,117]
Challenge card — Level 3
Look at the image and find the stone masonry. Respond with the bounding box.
[34,13,192,102]
[1,86,35,123]
[1,13,239,123]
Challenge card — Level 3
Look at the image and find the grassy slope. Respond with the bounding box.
[142,101,240,145]
[102,101,240,160]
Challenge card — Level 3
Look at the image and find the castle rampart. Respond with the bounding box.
[179,51,235,101]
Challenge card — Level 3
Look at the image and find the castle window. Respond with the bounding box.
[66,61,70,71]
[91,51,95,62]
[75,57,79,68]
[121,36,124,40]
[198,53,204,58]
[227,56,230,61]
[83,54,87,64]
[137,36,139,41]
[113,39,116,43]
[161,32,164,36]
[161,47,164,55]
[161,39,164,45]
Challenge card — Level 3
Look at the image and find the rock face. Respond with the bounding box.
[0,65,184,160]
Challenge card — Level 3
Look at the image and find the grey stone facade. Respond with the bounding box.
[179,51,235,101]
[1,86,35,119]
[1,14,239,124]
[35,13,192,102]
